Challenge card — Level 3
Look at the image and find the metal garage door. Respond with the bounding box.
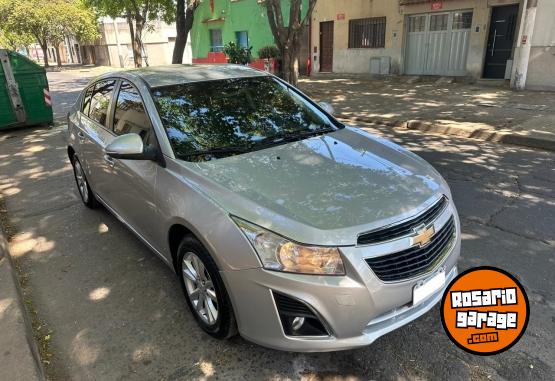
[405,11,473,76]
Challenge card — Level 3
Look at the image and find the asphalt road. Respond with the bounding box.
[0,70,553,380]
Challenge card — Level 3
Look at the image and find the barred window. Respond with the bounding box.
[348,17,386,49]
[452,11,473,30]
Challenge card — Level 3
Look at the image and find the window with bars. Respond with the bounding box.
[348,17,386,49]
[452,11,473,30]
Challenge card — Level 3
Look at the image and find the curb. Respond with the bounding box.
[0,231,46,381]
[405,120,555,152]
[337,113,555,152]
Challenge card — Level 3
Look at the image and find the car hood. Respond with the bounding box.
[180,127,449,246]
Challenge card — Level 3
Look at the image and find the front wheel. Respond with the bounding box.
[72,157,99,209]
[177,236,237,339]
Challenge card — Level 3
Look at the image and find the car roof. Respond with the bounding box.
[103,64,270,88]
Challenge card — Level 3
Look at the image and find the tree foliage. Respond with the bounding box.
[258,45,280,60]
[0,29,35,51]
[263,0,317,86]
[0,0,99,67]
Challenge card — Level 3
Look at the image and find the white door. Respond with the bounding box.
[405,11,472,76]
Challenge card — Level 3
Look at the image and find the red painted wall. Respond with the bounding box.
[192,53,279,74]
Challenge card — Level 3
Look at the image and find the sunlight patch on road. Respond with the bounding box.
[132,344,160,364]
[198,360,215,378]
[0,298,14,321]
[1,187,21,196]
[89,287,110,301]
[98,223,109,234]
[71,329,100,366]
[10,233,56,258]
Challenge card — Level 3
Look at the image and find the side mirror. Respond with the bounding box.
[318,101,335,116]
[105,133,157,160]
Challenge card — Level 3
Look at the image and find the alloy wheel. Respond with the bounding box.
[74,160,89,203]
[182,252,219,325]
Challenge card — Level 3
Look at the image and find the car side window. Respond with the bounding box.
[113,81,155,146]
[82,86,93,116]
[89,80,116,127]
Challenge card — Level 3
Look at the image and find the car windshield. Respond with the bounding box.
[151,76,340,161]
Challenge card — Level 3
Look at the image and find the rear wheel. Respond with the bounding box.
[72,157,99,209]
[177,236,237,339]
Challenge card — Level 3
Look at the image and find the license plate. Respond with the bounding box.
[413,269,446,306]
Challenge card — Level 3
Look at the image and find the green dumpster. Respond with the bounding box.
[0,49,53,130]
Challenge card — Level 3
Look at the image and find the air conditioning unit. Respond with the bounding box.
[370,56,391,75]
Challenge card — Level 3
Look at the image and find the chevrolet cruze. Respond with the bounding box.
[67,65,461,351]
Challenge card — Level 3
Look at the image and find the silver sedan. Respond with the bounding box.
[67,65,461,352]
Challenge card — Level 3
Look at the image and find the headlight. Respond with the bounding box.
[232,217,345,275]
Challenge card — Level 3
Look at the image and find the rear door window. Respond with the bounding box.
[89,80,116,127]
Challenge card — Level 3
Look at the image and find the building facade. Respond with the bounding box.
[82,17,192,68]
[190,0,310,73]
[27,36,82,66]
[310,0,554,90]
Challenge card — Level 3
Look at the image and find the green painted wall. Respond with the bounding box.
[191,0,309,59]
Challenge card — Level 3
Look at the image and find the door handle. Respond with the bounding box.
[77,131,86,142]
[103,154,115,168]
[491,29,497,56]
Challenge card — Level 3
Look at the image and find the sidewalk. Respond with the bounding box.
[0,229,45,381]
[299,75,555,151]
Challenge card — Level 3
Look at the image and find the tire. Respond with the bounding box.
[177,235,237,339]
[71,156,99,209]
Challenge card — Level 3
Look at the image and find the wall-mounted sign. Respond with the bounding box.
[337,13,345,21]
[431,1,443,10]
[521,35,528,45]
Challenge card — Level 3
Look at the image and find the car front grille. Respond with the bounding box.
[357,196,448,246]
[365,216,456,282]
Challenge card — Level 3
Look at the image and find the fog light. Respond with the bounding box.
[292,316,305,331]
[273,292,330,336]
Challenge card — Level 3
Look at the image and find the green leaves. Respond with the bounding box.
[223,42,252,65]
[258,45,280,60]
[0,0,99,47]
[86,0,176,23]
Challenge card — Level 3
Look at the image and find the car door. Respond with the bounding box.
[101,80,161,247]
[78,79,117,199]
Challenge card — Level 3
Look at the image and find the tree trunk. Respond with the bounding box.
[126,13,139,67]
[280,39,300,86]
[265,0,316,86]
[172,0,197,64]
[55,43,63,67]
[133,16,145,67]
[40,43,49,68]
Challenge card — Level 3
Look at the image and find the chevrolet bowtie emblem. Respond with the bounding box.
[411,224,435,247]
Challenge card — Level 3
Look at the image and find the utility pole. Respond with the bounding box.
[513,0,538,90]
[113,18,124,68]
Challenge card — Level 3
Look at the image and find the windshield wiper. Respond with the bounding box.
[255,127,336,148]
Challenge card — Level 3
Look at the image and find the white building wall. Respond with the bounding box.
[97,17,192,67]
[524,0,555,90]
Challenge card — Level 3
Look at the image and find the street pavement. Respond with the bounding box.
[299,76,555,150]
[0,68,553,380]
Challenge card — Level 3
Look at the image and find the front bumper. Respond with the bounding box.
[222,209,461,352]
